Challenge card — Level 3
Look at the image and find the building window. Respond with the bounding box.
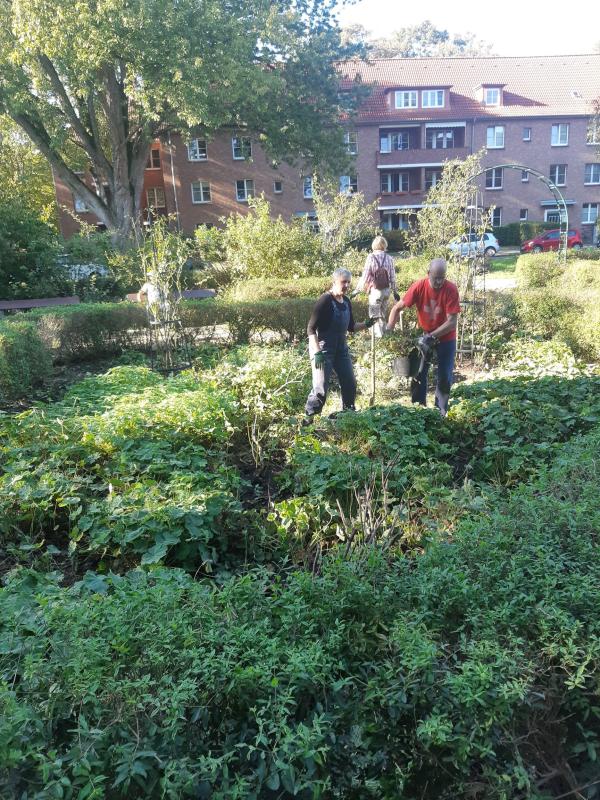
[273,180,283,194]
[491,207,502,227]
[545,210,562,223]
[380,131,410,152]
[232,136,252,160]
[394,90,417,109]
[303,176,313,199]
[191,181,211,204]
[236,179,254,202]
[380,173,409,193]
[523,127,532,141]
[582,203,599,224]
[421,90,444,108]
[549,164,567,186]
[339,175,358,194]
[381,211,409,231]
[344,131,358,154]
[425,168,442,190]
[587,120,600,145]
[520,208,528,221]
[146,187,166,209]
[486,126,505,148]
[426,129,455,149]
[584,164,600,184]
[522,170,529,182]
[485,167,503,190]
[551,123,569,146]
[146,147,161,169]
[484,88,500,106]
[188,139,208,161]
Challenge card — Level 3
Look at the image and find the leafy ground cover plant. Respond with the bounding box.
[2,427,599,799]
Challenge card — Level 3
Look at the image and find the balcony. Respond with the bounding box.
[377,147,470,168]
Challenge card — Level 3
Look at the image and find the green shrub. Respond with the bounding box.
[494,221,556,247]
[383,229,409,252]
[32,302,148,362]
[514,257,600,359]
[224,196,330,279]
[223,276,330,302]
[0,201,65,299]
[0,320,51,402]
[515,252,564,288]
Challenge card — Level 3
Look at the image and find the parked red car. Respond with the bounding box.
[520,229,583,253]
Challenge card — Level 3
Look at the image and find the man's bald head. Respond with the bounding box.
[428,258,447,289]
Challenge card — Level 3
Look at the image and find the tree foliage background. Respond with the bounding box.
[0,0,365,246]
[342,19,495,58]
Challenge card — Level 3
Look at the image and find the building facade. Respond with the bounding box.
[55,54,600,243]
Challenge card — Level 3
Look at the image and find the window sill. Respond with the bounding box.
[584,182,600,186]
[485,187,503,191]
[551,143,569,147]
[188,158,208,163]
[192,201,212,205]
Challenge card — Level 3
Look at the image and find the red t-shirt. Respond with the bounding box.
[402,278,461,342]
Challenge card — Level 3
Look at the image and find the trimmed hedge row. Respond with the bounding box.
[494,221,557,247]
[1,296,371,374]
[514,255,600,359]
[0,320,51,403]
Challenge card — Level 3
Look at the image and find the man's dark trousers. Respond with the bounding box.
[411,338,456,415]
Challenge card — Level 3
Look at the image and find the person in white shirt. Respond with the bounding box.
[137,272,171,321]
[353,236,399,337]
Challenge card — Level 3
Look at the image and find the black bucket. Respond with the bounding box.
[392,348,421,378]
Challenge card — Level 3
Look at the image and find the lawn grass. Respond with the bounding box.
[488,254,518,273]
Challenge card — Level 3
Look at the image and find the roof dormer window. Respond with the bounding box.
[422,90,445,108]
[480,85,504,106]
[485,88,500,105]
[394,90,418,109]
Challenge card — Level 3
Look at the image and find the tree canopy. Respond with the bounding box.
[0,117,57,228]
[343,20,495,59]
[0,0,364,245]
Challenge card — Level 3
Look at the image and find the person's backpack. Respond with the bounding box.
[372,253,390,290]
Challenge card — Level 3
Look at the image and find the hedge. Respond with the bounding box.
[514,255,600,360]
[494,221,557,247]
[0,320,51,403]
[2,297,371,369]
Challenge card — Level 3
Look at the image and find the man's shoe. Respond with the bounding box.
[301,414,316,427]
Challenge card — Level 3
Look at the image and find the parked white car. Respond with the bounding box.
[447,232,500,258]
[57,254,109,280]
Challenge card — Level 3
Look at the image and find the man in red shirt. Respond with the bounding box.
[387,258,460,415]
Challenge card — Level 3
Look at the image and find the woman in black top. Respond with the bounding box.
[305,268,374,420]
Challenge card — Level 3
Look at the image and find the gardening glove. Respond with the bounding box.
[393,291,400,302]
[313,351,325,369]
[364,317,378,328]
[416,333,438,355]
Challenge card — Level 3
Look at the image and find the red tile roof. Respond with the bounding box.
[339,55,600,122]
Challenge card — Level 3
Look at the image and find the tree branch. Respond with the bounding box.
[37,53,113,180]
[11,110,114,227]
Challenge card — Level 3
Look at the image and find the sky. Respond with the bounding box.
[335,0,599,58]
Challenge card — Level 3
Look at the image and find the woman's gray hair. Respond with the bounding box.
[332,268,352,283]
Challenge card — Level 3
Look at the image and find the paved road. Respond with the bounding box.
[477,275,517,291]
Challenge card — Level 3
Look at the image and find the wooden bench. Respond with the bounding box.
[0,296,81,316]
[126,289,216,302]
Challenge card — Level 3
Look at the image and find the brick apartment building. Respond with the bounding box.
[55,54,600,243]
